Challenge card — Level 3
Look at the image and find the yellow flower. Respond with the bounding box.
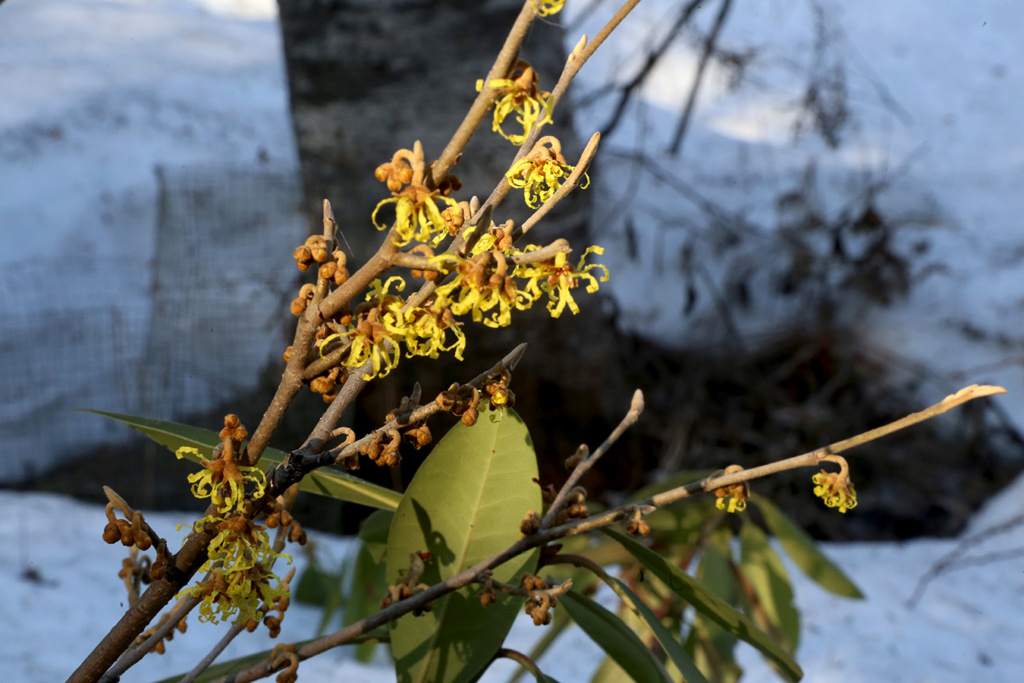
[177,514,292,624]
[531,0,566,16]
[435,252,533,328]
[181,563,290,624]
[516,246,609,318]
[506,156,586,209]
[175,446,266,514]
[400,303,467,361]
[716,494,747,514]
[372,184,460,247]
[477,62,553,145]
[812,470,858,513]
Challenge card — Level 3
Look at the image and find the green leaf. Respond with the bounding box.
[692,537,742,683]
[590,656,633,683]
[560,590,672,683]
[603,528,802,683]
[345,542,389,662]
[293,561,335,605]
[752,494,863,599]
[387,402,542,683]
[359,509,395,563]
[739,522,800,653]
[81,409,402,510]
[605,576,710,683]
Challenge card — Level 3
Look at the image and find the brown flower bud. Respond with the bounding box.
[133,528,152,551]
[103,523,122,544]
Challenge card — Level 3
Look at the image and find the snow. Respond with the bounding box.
[565,0,1024,426]
[2,0,1024,681]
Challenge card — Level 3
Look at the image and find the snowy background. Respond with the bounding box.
[1,0,1023,681]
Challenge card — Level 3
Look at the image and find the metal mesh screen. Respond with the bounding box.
[0,164,307,483]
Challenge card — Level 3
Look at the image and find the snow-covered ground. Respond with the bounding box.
[566,0,1024,424]
[4,480,1024,682]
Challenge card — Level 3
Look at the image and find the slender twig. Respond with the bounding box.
[178,623,246,683]
[667,0,733,155]
[430,1,537,187]
[209,383,1003,683]
[598,0,703,137]
[391,239,572,272]
[908,510,1024,608]
[98,596,201,683]
[513,132,602,241]
[542,389,644,529]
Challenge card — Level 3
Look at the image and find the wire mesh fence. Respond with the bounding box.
[0,164,307,483]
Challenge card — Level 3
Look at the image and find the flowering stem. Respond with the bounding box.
[209,383,1004,683]
[270,343,528,495]
[430,1,537,187]
[541,388,644,529]
[513,132,601,241]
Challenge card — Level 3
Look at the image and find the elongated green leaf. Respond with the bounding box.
[693,536,741,683]
[359,509,395,563]
[605,576,710,683]
[82,409,401,510]
[345,542,389,662]
[560,590,672,683]
[739,522,800,653]
[603,528,802,683]
[590,656,633,683]
[387,402,541,683]
[752,494,863,599]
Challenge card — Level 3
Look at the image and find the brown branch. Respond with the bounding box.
[513,132,602,241]
[271,343,529,493]
[68,527,215,683]
[541,388,644,529]
[209,383,1003,682]
[430,2,537,187]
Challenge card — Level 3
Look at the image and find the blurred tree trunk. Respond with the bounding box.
[275,1,635,488]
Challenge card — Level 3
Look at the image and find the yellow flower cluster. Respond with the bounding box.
[372,184,460,247]
[716,494,747,514]
[175,445,291,624]
[516,246,609,318]
[812,470,858,513]
[318,277,466,380]
[175,446,266,514]
[477,62,553,145]
[372,143,462,247]
[178,515,290,624]
[531,0,566,17]
[506,155,585,208]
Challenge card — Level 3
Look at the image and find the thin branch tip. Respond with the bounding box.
[506,342,528,371]
[948,384,1007,401]
[630,389,644,414]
